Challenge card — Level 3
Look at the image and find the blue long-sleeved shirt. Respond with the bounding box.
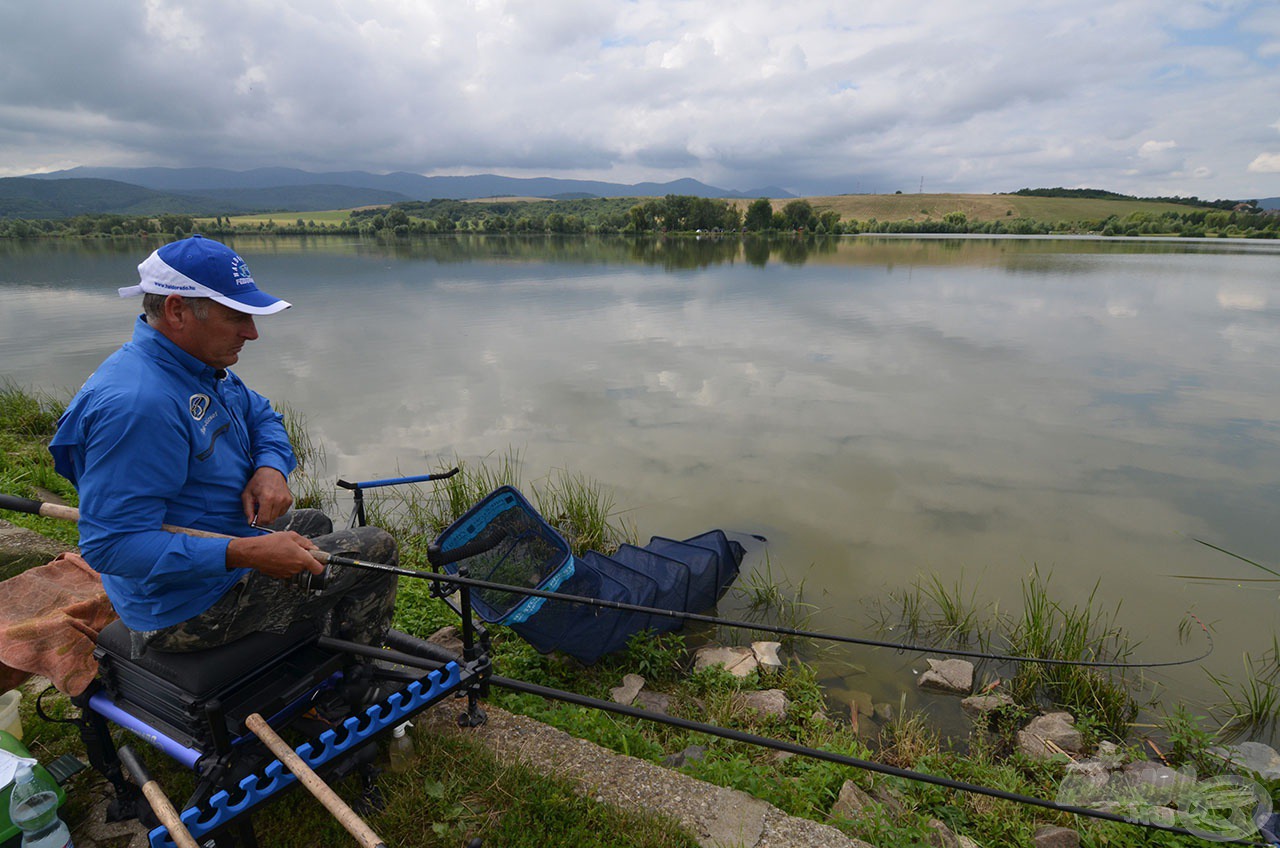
[49,316,297,630]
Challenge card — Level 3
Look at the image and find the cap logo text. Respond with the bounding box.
[232,257,255,287]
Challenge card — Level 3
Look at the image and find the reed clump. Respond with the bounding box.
[357,449,637,559]
[875,567,1140,740]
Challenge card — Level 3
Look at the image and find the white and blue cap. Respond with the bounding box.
[118,235,291,315]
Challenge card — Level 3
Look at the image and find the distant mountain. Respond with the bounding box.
[0,177,211,218]
[27,167,793,202]
[1260,197,1280,211]
[183,184,412,210]
[0,177,414,219]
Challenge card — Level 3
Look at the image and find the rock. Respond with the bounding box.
[848,689,874,718]
[1060,740,1126,796]
[737,688,789,719]
[1063,758,1110,788]
[830,780,877,819]
[1117,762,1197,799]
[873,702,895,723]
[960,692,1014,719]
[870,783,908,816]
[426,625,464,657]
[808,709,831,726]
[1208,741,1280,779]
[610,673,646,705]
[694,645,758,677]
[1017,712,1083,760]
[917,658,974,695]
[0,518,76,582]
[751,640,784,672]
[1095,740,1124,769]
[1032,825,1079,848]
[957,837,982,848]
[926,818,960,848]
[662,744,707,768]
[632,690,671,715]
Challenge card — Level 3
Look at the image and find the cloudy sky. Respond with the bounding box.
[2,0,1278,199]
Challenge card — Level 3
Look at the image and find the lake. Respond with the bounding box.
[3,234,1280,729]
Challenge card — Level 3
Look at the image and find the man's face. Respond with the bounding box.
[183,300,259,368]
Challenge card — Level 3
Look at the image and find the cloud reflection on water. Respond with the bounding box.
[4,235,1280,706]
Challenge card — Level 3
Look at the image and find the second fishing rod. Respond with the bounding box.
[0,492,1212,670]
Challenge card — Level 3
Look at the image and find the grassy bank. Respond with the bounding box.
[0,380,78,546]
[2,381,1274,846]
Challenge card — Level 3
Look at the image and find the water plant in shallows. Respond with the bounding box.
[1175,541,1280,740]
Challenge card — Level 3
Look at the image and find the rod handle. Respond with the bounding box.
[245,713,388,848]
[118,745,201,848]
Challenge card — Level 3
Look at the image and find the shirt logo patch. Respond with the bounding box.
[189,393,211,421]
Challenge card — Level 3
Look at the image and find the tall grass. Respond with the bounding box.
[277,402,327,511]
[873,570,993,648]
[0,381,79,546]
[356,449,637,558]
[1179,543,1280,739]
[1005,570,1139,738]
[1207,654,1280,741]
[535,468,635,555]
[0,379,65,437]
[871,567,1139,739]
[730,552,817,649]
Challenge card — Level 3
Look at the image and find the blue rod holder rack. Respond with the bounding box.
[148,661,464,848]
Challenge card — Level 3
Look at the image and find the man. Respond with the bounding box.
[49,235,396,655]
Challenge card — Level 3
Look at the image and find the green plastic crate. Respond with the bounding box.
[0,730,67,847]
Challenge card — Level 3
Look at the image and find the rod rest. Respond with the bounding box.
[383,628,460,664]
[147,661,470,848]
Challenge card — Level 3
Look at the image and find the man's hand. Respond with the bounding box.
[226,531,323,579]
[242,466,293,526]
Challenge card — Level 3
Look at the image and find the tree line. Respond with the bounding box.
[1009,187,1256,211]
[342,196,844,235]
[2,195,1277,239]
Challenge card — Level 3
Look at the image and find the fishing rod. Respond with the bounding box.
[492,676,1269,846]
[0,494,1213,670]
[336,639,1270,847]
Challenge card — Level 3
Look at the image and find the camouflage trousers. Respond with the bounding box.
[131,509,399,655]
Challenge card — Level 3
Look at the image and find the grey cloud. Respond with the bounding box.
[1,0,1277,197]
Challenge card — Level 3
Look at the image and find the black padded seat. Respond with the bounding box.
[95,618,321,698]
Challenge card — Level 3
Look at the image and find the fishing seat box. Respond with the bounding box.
[92,619,342,750]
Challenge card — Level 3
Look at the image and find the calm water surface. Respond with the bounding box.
[4,234,1280,725]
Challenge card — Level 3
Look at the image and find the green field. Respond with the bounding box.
[732,193,1206,224]
[198,208,366,227]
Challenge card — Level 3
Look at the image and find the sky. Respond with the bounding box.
[2,0,1279,199]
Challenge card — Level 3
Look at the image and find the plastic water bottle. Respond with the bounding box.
[8,764,72,848]
[387,722,414,773]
